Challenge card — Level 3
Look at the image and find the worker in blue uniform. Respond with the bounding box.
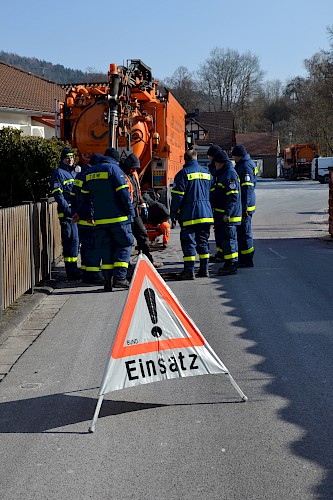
[207,144,224,262]
[121,153,163,269]
[50,147,80,280]
[207,144,222,177]
[211,150,242,276]
[232,145,257,268]
[71,153,104,284]
[78,148,135,291]
[170,148,214,280]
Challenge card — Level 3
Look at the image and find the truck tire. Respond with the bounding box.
[324,175,329,184]
[157,188,171,211]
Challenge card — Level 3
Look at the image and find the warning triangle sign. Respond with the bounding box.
[111,257,205,360]
[97,255,246,394]
[89,255,247,432]
[119,149,129,160]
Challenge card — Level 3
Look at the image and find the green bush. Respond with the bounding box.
[0,128,74,207]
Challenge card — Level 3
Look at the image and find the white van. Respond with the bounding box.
[311,157,333,183]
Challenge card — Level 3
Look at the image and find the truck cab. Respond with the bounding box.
[311,157,333,184]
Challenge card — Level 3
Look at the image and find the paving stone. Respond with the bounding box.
[21,321,50,330]
[2,337,35,350]
[30,309,56,317]
[0,353,21,364]
[15,330,40,337]
[0,347,25,356]
[31,309,60,320]
[39,304,64,310]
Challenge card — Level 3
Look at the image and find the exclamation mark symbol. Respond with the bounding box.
[144,288,162,338]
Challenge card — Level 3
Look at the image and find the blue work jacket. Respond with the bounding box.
[170,159,214,226]
[235,154,257,214]
[211,160,242,225]
[71,162,97,228]
[80,156,134,226]
[50,162,76,221]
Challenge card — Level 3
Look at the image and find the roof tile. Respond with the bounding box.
[194,111,236,150]
[236,132,279,156]
[0,61,65,113]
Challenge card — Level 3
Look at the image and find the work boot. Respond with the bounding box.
[209,253,223,263]
[153,261,163,269]
[196,268,210,278]
[103,281,113,292]
[66,270,82,281]
[83,273,105,284]
[218,262,237,276]
[113,278,130,289]
[179,269,195,280]
[238,259,254,268]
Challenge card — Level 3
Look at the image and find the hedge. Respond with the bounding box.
[0,128,76,207]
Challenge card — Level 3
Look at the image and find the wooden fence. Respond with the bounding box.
[329,168,333,238]
[0,200,62,318]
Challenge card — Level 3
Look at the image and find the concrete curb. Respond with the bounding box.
[0,285,55,346]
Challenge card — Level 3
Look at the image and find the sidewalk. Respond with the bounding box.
[0,264,68,381]
[0,237,179,382]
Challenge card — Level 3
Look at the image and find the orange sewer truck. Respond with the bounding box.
[56,59,187,207]
[283,143,319,180]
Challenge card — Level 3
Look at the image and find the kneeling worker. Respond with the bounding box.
[142,193,171,247]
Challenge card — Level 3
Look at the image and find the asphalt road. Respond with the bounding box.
[0,179,332,500]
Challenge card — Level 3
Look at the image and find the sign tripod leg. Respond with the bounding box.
[89,395,104,433]
[226,373,248,401]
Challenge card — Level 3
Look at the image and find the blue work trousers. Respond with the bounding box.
[86,224,134,282]
[214,220,238,263]
[236,215,254,261]
[78,225,102,281]
[180,224,211,271]
[60,220,79,275]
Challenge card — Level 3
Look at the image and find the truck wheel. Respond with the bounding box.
[158,188,171,210]
[324,175,329,184]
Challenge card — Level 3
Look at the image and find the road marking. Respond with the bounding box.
[268,247,287,259]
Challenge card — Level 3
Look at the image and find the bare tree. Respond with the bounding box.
[163,66,202,112]
[262,80,285,101]
[327,24,333,47]
[197,48,264,112]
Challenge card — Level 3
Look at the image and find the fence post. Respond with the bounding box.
[23,201,35,294]
[40,198,52,280]
[0,215,2,321]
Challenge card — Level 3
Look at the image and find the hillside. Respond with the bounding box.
[0,50,107,84]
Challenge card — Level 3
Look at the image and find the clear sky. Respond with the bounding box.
[1,0,332,84]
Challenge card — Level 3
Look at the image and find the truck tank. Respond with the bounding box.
[58,60,187,206]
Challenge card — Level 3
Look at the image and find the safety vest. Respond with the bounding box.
[125,170,141,204]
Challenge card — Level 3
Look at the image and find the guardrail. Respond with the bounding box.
[0,200,62,319]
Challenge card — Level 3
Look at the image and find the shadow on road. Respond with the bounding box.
[0,393,167,434]
[0,391,242,435]
[212,236,333,498]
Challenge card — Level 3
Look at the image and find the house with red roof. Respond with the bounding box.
[186,109,280,177]
[0,61,65,138]
[235,132,280,177]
